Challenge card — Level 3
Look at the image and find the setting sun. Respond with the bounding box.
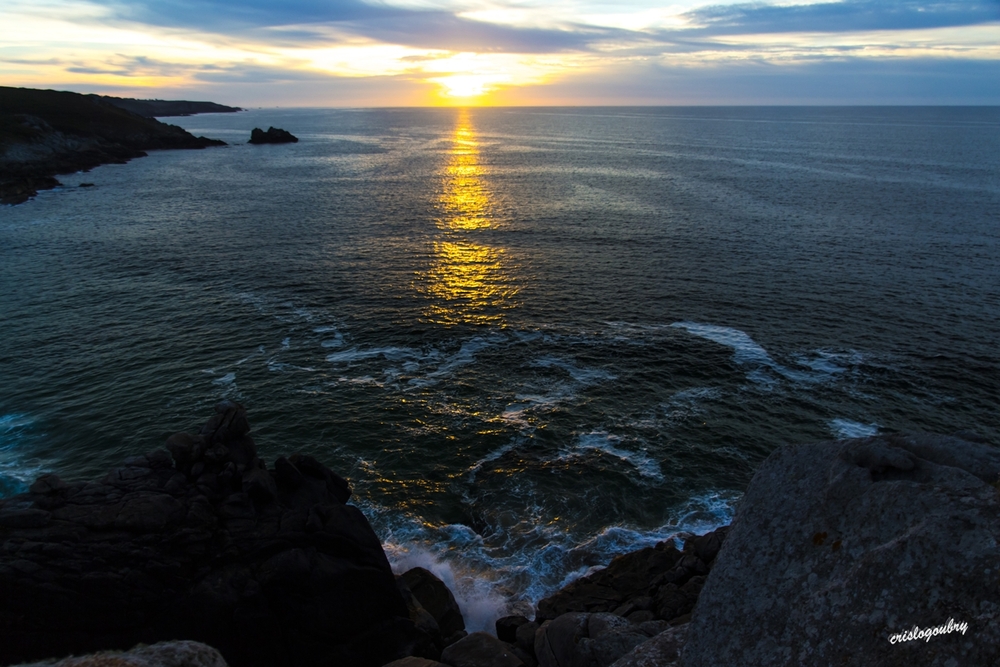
[436,75,491,98]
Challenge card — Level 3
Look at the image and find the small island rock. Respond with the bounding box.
[248,127,298,144]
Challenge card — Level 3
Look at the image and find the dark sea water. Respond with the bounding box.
[2,106,999,629]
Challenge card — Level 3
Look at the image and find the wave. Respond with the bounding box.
[829,418,879,438]
[557,431,663,482]
[367,489,739,634]
[670,322,850,386]
[0,414,47,498]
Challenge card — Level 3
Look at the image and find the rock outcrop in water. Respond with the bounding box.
[682,432,1000,667]
[0,86,226,205]
[0,401,424,667]
[248,127,298,144]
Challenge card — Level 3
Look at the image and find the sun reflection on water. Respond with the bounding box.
[419,110,518,326]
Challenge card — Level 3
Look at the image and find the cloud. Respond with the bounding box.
[679,0,1000,35]
[87,0,619,53]
[493,56,1000,105]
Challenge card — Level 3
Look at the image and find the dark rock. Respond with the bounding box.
[681,433,1000,667]
[534,612,648,667]
[510,645,537,667]
[241,467,276,504]
[515,621,539,657]
[79,182,94,187]
[0,402,419,667]
[440,631,524,667]
[443,630,469,648]
[536,528,726,626]
[534,614,587,667]
[401,567,466,638]
[0,508,51,528]
[11,639,229,666]
[397,575,443,656]
[496,615,530,644]
[248,127,298,144]
[636,621,669,637]
[383,658,449,667]
[608,624,689,667]
[625,611,655,624]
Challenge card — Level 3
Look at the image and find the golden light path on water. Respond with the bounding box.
[419,110,518,326]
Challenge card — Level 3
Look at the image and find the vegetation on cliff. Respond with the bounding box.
[0,86,226,205]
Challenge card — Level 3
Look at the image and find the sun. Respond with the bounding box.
[434,75,492,99]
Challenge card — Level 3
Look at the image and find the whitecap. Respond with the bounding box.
[321,334,345,348]
[531,356,616,385]
[212,372,236,385]
[0,414,46,498]
[670,322,847,386]
[325,346,416,364]
[670,322,777,367]
[562,432,663,481]
[830,418,879,439]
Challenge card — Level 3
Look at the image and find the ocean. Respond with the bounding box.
[1,106,998,630]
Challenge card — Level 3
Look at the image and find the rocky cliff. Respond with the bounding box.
[100,97,241,118]
[0,401,423,667]
[0,86,226,204]
[2,411,996,667]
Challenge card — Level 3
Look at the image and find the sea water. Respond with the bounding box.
[2,106,998,629]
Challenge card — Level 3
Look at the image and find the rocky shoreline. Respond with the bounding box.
[1,403,997,667]
[0,87,226,205]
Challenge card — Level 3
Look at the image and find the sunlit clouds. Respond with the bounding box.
[1,0,998,104]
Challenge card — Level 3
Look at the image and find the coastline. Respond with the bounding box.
[0,87,227,205]
[1,402,996,666]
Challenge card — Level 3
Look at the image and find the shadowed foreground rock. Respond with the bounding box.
[0,401,422,667]
[535,526,727,625]
[13,640,228,667]
[681,433,1000,667]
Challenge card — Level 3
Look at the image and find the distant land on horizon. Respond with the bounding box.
[100,96,242,117]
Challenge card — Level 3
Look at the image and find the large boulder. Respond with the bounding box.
[401,567,467,641]
[681,433,1000,666]
[0,402,423,667]
[535,528,726,624]
[607,625,689,667]
[533,612,655,667]
[12,640,228,667]
[441,632,524,667]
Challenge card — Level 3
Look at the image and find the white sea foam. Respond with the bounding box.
[325,346,415,364]
[0,414,47,497]
[385,533,517,633]
[556,432,663,481]
[324,327,352,348]
[670,322,848,386]
[830,418,879,438]
[365,488,739,633]
[212,372,236,385]
[531,356,616,385]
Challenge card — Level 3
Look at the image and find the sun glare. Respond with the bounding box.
[434,75,491,99]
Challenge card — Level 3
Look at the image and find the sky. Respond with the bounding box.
[1,0,998,105]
